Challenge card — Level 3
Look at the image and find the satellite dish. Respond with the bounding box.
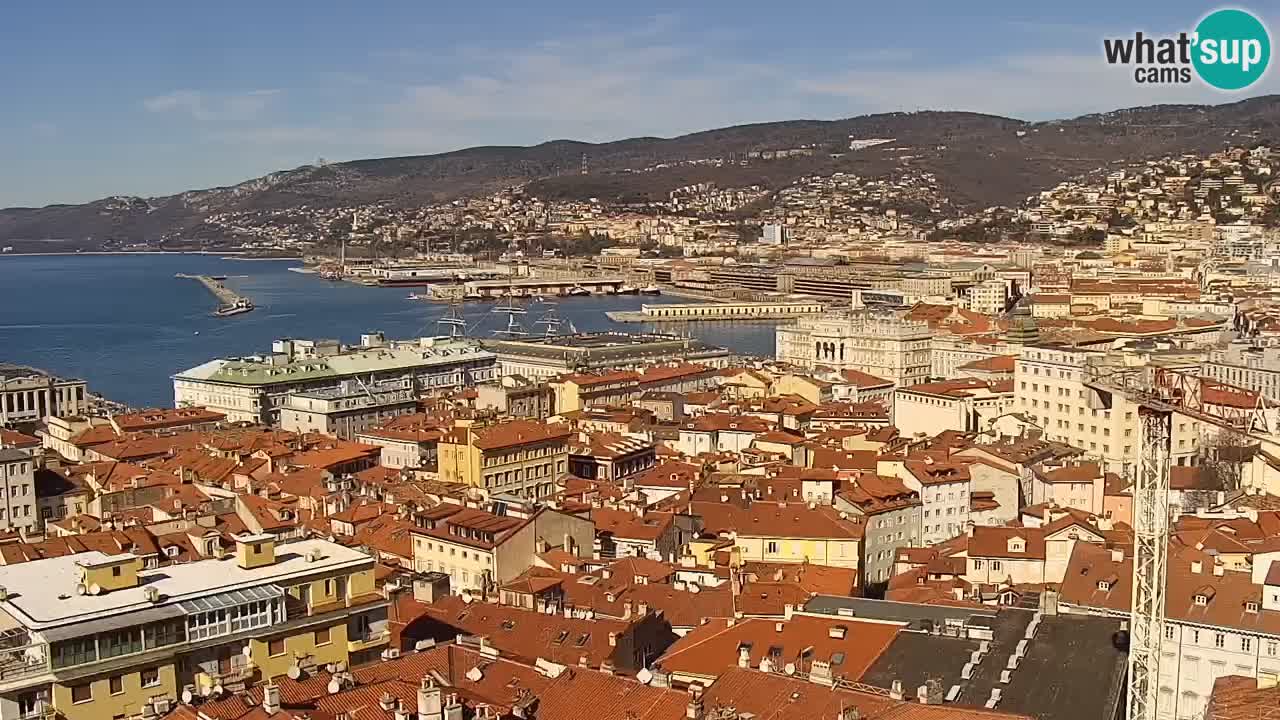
[328,678,343,695]
[213,685,224,697]
[466,667,484,682]
[636,668,653,685]
[287,665,302,680]
[181,689,194,704]
[74,584,87,596]
[784,663,796,676]
[87,584,102,596]
[242,645,253,658]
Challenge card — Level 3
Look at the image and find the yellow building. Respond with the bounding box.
[436,419,571,499]
[0,536,387,720]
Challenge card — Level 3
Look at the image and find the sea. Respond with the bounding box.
[0,254,780,408]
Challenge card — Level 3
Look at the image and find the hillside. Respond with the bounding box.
[3,96,1280,248]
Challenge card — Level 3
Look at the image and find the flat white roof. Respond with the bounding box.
[0,539,372,630]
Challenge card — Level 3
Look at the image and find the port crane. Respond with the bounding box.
[1082,361,1275,720]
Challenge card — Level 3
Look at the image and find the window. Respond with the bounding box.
[52,637,97,669]
[324,579,334,596]
[71,685,92,704]
[1165,626,1175,640]
[99,628,142,659]
[315,627,331,646]
[1195,594,1209,606]
[766,541,779,553]
[1269,641,1278,657]
[1215,633,1226,649]
[268,638,285,656]
[109,676,124,695]
[141,668,160,688]
[1243,637,1253,653]
[991,561,1002,571]
[973,560,984,570]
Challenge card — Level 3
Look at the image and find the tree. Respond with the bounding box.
[1197,428,1256,495]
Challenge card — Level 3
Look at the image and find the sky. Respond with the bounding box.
[2,1,1279,208]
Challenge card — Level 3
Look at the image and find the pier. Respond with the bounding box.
[429,277,629,300]
[606,301,826,323]
[175,274,255,316]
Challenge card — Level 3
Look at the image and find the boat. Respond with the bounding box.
[568,285,591,297]
[407,292,426,300]
[640,284,661,295]
[464,291,484,300]
[213,299,255,317]
[617,284,639,295]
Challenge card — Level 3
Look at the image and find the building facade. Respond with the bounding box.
[0,365,88,427]
[278,380,419,439]
[0,537,387,720]
[173,335,497,424]
[776,312,932,386]
[436,420,571,499]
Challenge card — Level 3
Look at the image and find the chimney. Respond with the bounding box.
[608,632,617,647]
[1191,560,1203,574]
[623,601,633,619]
[379,692,398,712]
[395,700,413,720]
[263,683,281,714]
[889,680,904,701]
[686,693,704,720]
[738,646,750,668]
[1214,564,1225,577]
[638,601,649,616]
[418,678,443,720]
[784,604,794,620]
[1110,549,1123,563]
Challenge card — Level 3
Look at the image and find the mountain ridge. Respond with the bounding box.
[3,96,1280,247]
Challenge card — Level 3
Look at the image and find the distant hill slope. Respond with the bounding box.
[3,96,1279,246]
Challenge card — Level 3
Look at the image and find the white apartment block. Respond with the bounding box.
[1014,345,1202,476]
[892,379,1013,439]
[0,449,38,533]
[776,312,932,386]
[968,278,1010,315]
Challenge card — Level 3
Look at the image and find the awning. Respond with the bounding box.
[177,584,284,614]
[41,605,186,643]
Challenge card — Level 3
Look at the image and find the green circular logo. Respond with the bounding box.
[1192,8,1271,90]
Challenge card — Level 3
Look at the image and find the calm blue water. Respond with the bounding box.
[0,255,778,408]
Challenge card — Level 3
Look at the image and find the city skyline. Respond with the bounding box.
[3,0,1280,208]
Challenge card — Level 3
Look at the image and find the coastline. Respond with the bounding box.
[0,251,298,259]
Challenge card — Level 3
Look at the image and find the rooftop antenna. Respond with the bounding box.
[580,153,589,176]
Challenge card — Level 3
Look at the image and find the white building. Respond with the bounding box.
[892,379,1013,439]
[776,312,932,386]
[0,449,37,532]
[174,335,496,424]
[279,380,419,440]
[968,278,1010,315]
[1014,345,1202,475]
[0,365,88,426]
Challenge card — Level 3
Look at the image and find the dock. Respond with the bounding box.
[429,277,629,301]
[606,301,826,323]
[175,274,255,316]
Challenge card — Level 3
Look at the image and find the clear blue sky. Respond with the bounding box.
[2,1,1277,208]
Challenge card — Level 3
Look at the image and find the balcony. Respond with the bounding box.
[0,630,50,687]
[346,628,391,653]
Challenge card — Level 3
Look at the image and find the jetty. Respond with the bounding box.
[175,274,255,317]
[606,300,826,323]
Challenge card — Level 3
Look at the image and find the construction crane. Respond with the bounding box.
[1083,360,1275,720]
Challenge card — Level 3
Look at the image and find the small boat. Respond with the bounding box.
[568,285,591,296]
[407,292,425,300]
[464,291,484,300]
[193,331,200,336]
[617,284,639,295]
[640,284,661,295]
[213,299,255,317]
